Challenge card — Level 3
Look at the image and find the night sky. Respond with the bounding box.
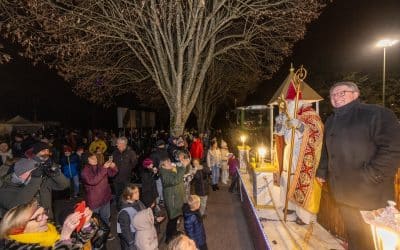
[250,0,400,104]
[0,0,399,129]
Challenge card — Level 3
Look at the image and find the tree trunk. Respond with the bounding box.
[169,109,187,136]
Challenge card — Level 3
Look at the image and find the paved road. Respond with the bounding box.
[203,184,255,250]
[54,183,255,250]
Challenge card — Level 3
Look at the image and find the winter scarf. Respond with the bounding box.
[8,223,60,247]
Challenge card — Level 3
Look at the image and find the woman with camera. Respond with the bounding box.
[0,199,97,249]
[81,152,117,240]
[0,142,69,220]
[159,155,190,243]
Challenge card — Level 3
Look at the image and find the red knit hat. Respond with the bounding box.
[286,81,302,100]
[142,158,153,168]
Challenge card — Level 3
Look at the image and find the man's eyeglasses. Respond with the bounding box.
[330,90,355,98]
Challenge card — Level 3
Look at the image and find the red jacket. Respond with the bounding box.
[81,164,117,209]
[190,139,204,159]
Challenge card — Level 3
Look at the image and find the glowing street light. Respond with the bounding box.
[376,39,399,107]
[377,39,399,47]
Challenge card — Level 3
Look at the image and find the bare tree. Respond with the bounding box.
[1,0,326,135]
[193,57,261,132]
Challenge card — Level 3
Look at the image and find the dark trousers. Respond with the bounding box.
[166,217,179,243]
[229,173,239,192]
[113,181,126,210]
[338,204,375,250]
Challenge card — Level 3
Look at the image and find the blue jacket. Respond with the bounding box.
[183,203,206,248]
[60,154,80,178]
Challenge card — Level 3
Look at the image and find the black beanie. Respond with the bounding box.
[32,142,50,155]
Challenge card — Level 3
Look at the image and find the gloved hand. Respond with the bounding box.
[286,118,302,129]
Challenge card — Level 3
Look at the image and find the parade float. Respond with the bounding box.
[235,66,346,249]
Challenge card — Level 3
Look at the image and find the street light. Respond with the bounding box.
[376,39,399,107]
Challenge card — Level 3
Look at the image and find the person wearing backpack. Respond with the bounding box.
[117,184,146,250]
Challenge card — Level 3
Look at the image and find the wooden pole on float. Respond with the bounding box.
[283,66,307,222]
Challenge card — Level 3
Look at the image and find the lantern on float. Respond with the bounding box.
[361,201,400,250]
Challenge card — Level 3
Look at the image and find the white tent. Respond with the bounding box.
[0,115,43,135]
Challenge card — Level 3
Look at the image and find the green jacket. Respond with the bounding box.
[160,166,185,219]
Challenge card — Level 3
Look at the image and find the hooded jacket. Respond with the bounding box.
[182,203,206,248]
[160,165,185,219]
[190,139,204,160]
[60,153,80,178]
[0,161,69,219]
[132,208,158,250]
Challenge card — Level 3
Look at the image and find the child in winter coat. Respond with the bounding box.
[183,195,208,250]
[117,184,146,250]
[132,208,159,250]
[192,158,210,216]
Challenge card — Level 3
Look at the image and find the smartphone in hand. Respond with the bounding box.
[74,201,86,232]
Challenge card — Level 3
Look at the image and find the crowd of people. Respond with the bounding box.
[0,80,396,250]
[0,127,239,250]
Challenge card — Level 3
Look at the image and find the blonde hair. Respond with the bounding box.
[122,183,139,202]
[188,195,201,210]
[0,199,38,239]
[166,234,197,250]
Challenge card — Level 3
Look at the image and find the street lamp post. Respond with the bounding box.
[376,39,398,107]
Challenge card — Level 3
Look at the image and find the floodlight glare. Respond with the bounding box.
[376,39,398,48]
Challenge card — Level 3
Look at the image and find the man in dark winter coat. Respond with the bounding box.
[0,142,69,219]
[316,81,400,250]
[112,137,138,209]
